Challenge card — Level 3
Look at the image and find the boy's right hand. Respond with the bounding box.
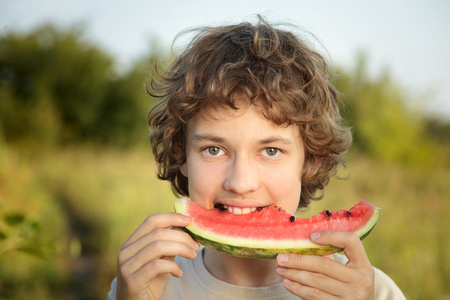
[116,212,199,300]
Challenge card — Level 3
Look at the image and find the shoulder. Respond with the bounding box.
[332,253,406,300]
[372,267,406,299]
[107,277,117,300]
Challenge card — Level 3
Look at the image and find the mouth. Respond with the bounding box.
[213,203,266,215]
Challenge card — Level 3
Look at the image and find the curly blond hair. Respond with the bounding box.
[147,17,352,208]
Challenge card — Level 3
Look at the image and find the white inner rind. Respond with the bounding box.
[175,197,380,249]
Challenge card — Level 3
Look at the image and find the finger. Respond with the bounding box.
[138,258,184,280]
[277,267,346,297]
[281,278,337,300]
[310,231,371,268]
[322,254,335,261]
[120,258,183,294]
[123,213,191,248]
[120,240,198,276]
[277,254,355,283]
[277,254,373,299]
[119,228,199,263]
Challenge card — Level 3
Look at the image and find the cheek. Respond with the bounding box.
[187,163,223,205]
[264,165,302,213]
[276,177,302,201]
[264,160,303,187]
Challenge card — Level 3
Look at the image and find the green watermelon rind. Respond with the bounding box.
[175,198,380,259]
[181,228,342,259]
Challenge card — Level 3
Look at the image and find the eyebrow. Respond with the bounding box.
[258,136,294,145]
[192,134,225,143]
[192,134,293,145]
[259,135,293,145]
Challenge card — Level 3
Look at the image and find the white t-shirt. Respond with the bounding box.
[107,248,406,300]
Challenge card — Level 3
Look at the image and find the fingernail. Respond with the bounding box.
[182,215,191,222]
[191,248,198,257]
[311,231,321,240]
[284,278,293,286]
[277,267,287,273]
[277,254,288,263]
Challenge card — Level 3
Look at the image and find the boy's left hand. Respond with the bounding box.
[276,231,375,300]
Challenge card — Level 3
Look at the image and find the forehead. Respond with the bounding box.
[186,103,302,142]
[195,102,251,122]
[189,100,269,129]
[192,94,287,123]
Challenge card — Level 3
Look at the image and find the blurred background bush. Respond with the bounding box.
[1,24,449,299]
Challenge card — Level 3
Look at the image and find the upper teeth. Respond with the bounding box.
[222,204,256,215]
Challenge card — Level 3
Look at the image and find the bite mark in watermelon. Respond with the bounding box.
[174,197,380,259]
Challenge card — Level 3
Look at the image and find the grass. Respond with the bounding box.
[303,154,450,299]
[0,143,449,299]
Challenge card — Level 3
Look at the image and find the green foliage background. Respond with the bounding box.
[1,24,449,299]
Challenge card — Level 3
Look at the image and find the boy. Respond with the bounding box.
[108,17,405,299]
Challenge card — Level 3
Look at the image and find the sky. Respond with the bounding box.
[2,0,450,118]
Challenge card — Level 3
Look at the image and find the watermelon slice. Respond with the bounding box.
[174,197,380,259]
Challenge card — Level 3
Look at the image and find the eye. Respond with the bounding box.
[262,147,281,158]
[202,146,225,157]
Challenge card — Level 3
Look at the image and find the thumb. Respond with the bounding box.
[311,231,370,268]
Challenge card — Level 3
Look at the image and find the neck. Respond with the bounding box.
[203,248,282,287]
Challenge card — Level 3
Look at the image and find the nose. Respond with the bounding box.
[223,155,260,195]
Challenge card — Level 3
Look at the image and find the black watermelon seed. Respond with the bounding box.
[325,210,332,217]
[289,216,296,222]
[257,207,264,212]
[279,207,283,212]
[347,210,351,217]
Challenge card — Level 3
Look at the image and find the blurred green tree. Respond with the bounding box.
[0,24,156,148]
[334,53,438,167]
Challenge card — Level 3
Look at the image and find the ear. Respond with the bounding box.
[180,162,188,177]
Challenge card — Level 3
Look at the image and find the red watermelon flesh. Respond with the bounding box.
[174,198,380,259]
